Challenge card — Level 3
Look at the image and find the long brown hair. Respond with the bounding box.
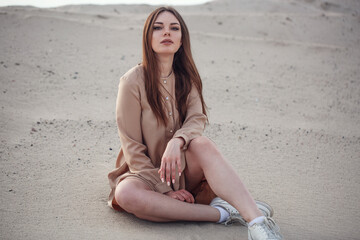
[142,6,207,125]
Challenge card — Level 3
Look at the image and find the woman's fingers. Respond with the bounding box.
[160,157,181,185]
[165,190,194,203]
[177,190,191,203]
[166,162,171,186]
[170,194,178,200]
[172,190,194,203]
[181,189,195,203]
[172,160,177,184]
[174,192,185,201]
[158,162,165,183]
[160,138,182,185]
[177,158,182,177]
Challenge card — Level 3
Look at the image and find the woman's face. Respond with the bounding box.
[151,11,182,56]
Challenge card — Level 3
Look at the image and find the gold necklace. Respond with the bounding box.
[160,70,173,79]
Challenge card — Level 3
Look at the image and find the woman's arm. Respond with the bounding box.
[159,85,207,185]
[173,86,207,149]
[116,75,172,193]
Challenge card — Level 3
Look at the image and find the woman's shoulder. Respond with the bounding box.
[120,63,144,85]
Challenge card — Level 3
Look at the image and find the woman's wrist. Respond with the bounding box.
[171,137,185,148]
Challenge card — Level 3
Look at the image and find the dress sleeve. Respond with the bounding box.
[116,75,172,193]
[173,86,207,150]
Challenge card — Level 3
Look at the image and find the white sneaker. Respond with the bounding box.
[248,217,283,240]
[210,197,274,226]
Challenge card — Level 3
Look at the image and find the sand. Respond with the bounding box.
[1,0,359,239]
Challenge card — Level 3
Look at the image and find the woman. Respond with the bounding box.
[108,6,283,240]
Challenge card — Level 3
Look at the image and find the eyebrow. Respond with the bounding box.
[154,22,180,25]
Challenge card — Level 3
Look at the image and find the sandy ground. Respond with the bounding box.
[1,0,359,239]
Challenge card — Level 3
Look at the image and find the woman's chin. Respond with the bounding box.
[155,51,177,57]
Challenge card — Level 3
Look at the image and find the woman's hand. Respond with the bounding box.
[165,189,195,203]
[158,137,184,186]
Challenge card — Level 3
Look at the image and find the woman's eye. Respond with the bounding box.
[172,27,180,31]
[153,26,162,30]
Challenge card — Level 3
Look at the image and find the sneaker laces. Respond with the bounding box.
[212,199,246,226]
[260,217,283,239]
[223,212,246,226]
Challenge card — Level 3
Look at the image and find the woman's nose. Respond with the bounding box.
[163,29,170,36]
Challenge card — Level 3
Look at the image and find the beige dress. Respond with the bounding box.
[107,64,212,210]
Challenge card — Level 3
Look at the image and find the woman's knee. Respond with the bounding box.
[186,136,222,167]
[188,136,216,153]
[114,180,146,213]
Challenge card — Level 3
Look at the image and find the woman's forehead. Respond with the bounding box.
[155,11,180,24]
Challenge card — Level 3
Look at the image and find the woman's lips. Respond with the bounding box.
[161,39,173,44]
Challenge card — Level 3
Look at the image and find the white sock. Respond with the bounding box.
[249,216,266,227]
[213,206,230,223]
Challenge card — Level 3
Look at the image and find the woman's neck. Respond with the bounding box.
[156,54,174,78]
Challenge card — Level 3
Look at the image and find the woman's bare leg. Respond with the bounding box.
[185,136,263,222]
[115,178,220,222]
[115,136,262,223]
